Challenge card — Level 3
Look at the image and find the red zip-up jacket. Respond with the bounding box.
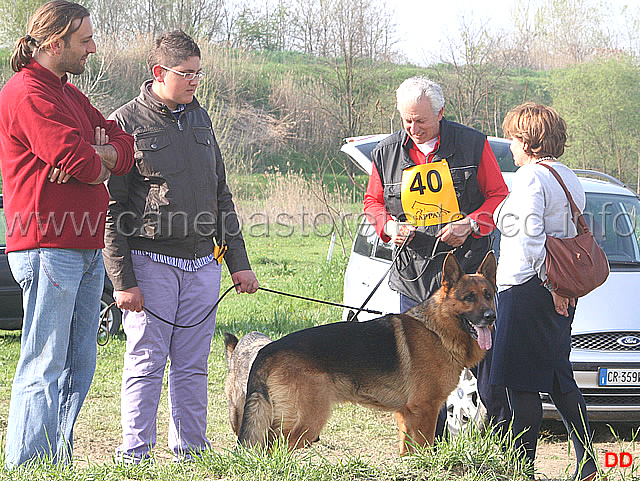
[0,60,134,253]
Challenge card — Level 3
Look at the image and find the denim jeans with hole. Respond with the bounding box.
[5,248,104,468]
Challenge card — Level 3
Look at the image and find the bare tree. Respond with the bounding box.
[434,17,515,134]
[0,0,47,44]
[616,3,640,58]
[509,0,612,69]
[289,0,319,54]
[91,0,133,38]
[91,0,227,40]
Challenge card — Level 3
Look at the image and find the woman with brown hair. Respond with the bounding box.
[491,103,598,481]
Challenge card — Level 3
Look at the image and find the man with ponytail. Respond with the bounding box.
[0,0,134,468]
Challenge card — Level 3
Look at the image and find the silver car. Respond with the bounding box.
[341,134,640,432]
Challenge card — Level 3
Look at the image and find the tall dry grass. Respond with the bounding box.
[229,169,363,254]
[63,35,376,175]
[232,171,340,215]
[231,170,360,221]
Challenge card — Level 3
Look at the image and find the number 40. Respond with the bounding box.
[410,171,442,194]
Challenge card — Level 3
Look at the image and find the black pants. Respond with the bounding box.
[507,374,596,481]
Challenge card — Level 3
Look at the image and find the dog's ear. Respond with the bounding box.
[477,251,497,290]
[223,333,239,368]
[442,252,463,290]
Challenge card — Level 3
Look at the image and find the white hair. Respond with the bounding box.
[396,76,445,116]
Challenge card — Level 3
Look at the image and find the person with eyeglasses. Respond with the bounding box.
[104,29,258,463]
[160,64,205,81]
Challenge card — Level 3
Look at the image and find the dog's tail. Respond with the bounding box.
[237,371,273,449]
[223,332,239,369]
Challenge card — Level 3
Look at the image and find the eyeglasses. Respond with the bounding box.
[160,65,205,81]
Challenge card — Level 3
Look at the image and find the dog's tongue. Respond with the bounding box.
[474,326,492,351]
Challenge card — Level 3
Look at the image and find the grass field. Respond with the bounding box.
[0,229,638,480]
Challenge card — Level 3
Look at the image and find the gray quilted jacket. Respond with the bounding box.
[104,80,250,290]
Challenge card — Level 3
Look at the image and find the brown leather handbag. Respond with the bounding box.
[539,163,609,298]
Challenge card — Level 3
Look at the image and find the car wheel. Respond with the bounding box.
[446,368,487,437]
[99,291,122,336]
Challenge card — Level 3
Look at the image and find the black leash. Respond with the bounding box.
[257,286,382,314]
[98,283,385,345]
[97,283,240,345]
[395,236,450,282]
[348,235,411,322]
[349,231,455,322]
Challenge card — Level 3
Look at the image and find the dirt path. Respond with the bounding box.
[534,421,639,481]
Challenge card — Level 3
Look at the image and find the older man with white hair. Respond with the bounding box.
[363,76,508,438]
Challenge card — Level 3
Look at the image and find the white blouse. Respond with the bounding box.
[493,161,585,291]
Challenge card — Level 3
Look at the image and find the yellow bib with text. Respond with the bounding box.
[400,161,461,226]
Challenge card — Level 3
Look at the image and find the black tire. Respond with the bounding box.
[99,290,122,336]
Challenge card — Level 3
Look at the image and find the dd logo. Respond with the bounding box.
[605,452,633,467]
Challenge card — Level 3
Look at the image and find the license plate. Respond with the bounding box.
[598,368,640,386]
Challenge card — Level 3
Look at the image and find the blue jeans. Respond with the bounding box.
[5,248,104,467]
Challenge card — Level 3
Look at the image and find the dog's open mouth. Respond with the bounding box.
[460,317,493,351]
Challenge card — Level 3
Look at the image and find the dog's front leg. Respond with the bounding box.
[394,403,439,455]
[394,411,410,455]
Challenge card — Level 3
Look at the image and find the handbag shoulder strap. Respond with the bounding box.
[537,162,589,234]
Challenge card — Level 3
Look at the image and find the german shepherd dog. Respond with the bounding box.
[224,331,273,435]
[237,251,497,455]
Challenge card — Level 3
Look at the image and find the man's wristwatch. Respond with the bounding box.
[469,217,480,234]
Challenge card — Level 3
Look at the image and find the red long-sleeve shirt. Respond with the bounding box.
[0,60,134,253]
[364,137,507,243]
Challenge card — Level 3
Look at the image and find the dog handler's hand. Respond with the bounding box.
[385,220,416,247]
[231,270,259,294]
[115,286,144,312]
[437,218,473,247]
[551,291,575,317]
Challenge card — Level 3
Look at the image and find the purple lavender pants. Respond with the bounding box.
[117,254,222,460]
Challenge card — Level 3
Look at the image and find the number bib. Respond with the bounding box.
[400,161,461,226]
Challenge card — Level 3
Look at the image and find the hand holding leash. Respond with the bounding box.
[437,218,473,247]
[231,269,259,294]
[385,220,416,246]
[114,286,144,312]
